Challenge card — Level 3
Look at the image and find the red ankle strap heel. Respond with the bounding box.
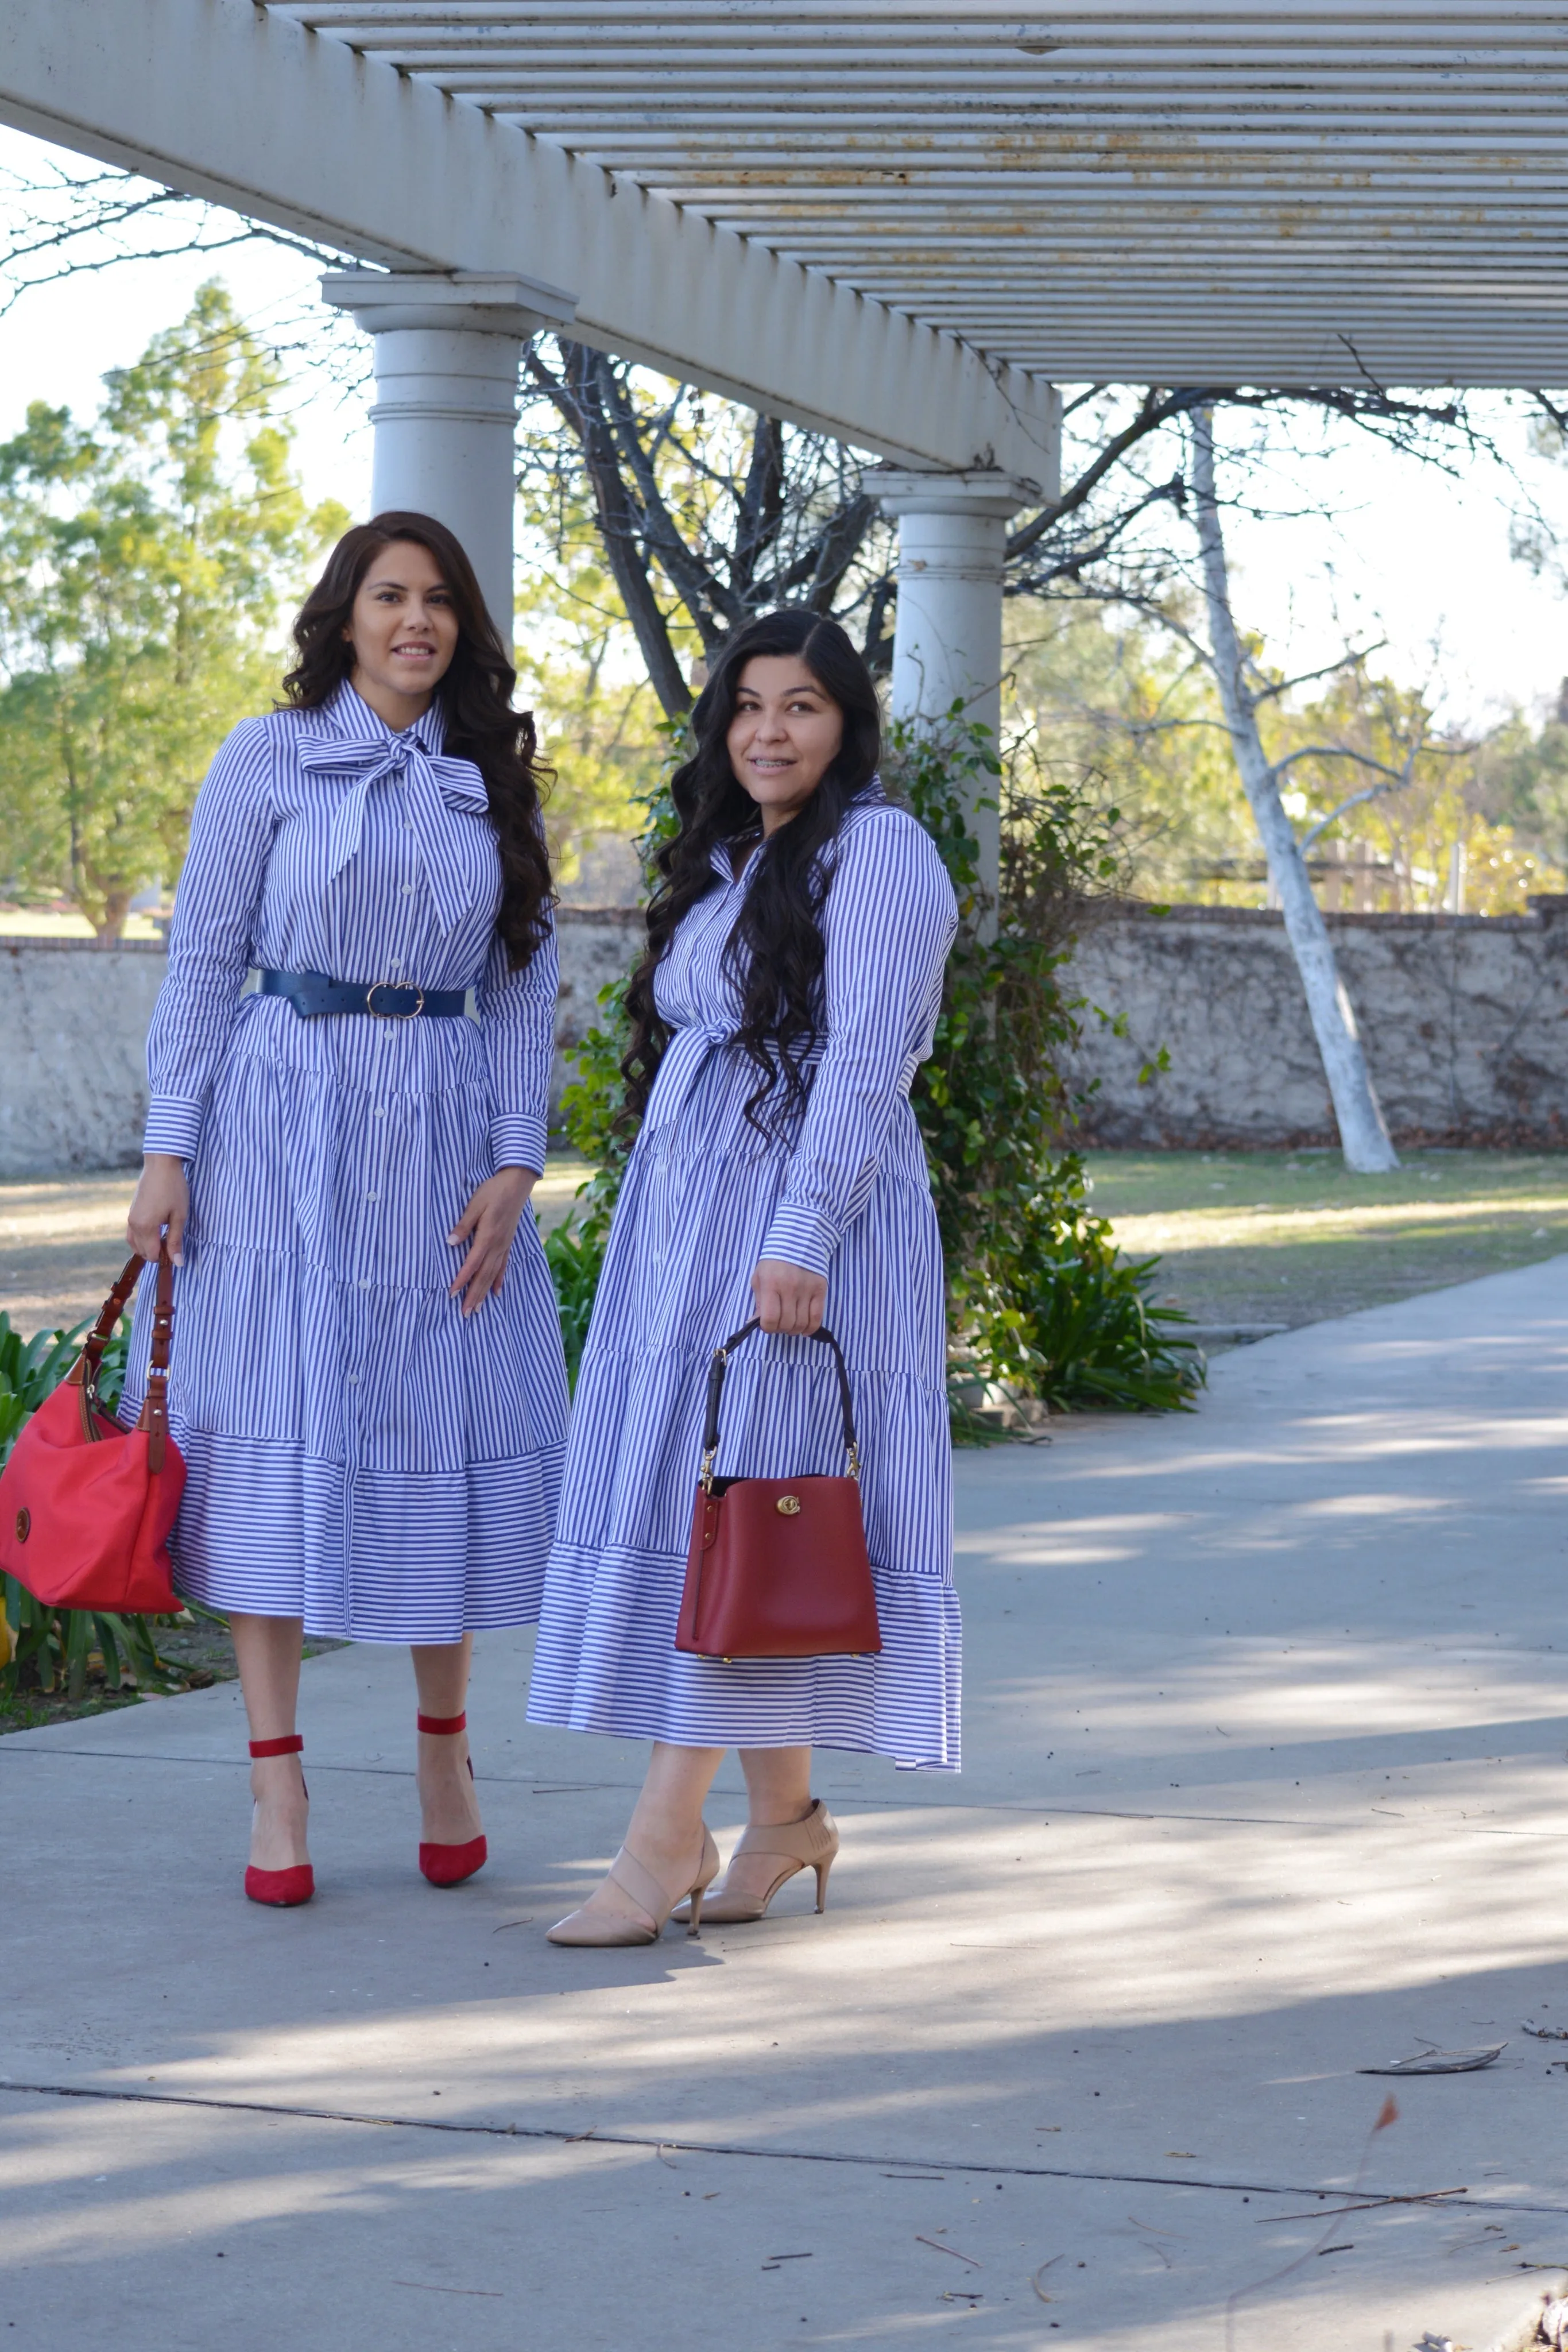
[245,1735,315,1909]
[416,1711,486,1886]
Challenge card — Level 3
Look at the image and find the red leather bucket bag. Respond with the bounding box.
[675,1319,881,1662]
[0,1250,184,1615]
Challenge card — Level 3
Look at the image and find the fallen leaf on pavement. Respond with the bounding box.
[1032,2256,1062,2303]
[1358,2044,1505,2076]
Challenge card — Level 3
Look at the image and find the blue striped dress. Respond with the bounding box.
[528,793,963,1769]
[119,680,568,1642]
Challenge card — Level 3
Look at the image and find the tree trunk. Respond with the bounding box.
[550,345,692,719]
[1191,409,1399,1174]
[93,888,131,946]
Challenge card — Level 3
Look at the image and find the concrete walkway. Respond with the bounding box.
[5,1263,1568,2352]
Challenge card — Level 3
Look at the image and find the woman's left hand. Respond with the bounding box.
[448,1167,536,1316]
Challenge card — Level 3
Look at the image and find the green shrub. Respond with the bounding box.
[895,714,1204,1415]
[547,767,673,1383]
[543,1215,609,1393]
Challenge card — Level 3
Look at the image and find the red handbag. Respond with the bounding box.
[675,1320,881,1661]
[0,1250,185,1615]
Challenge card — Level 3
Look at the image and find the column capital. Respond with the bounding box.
[870,466,1040,521]
[320,268,576,339]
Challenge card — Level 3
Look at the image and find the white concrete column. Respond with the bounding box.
[320,270,575,646]
[876,469,1034,909]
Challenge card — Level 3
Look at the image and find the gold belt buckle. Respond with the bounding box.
[366,980,425,1019]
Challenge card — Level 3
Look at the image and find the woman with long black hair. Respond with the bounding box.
[529,608,960,1945]
[123,512,568,1907]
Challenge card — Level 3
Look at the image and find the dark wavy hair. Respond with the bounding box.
[281,511,553,970]
[622,608,881,1128]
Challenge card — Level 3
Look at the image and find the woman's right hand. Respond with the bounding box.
[127,1153,191,1266]
[752,1257,828,1336]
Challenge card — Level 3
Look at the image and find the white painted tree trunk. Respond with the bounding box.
[1191,410,1399,1174]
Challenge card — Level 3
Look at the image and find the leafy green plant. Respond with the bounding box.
[1,1307,185,1709]
[556,972,638,1212]
[0,1315,79,1459]
[0,283,347,941]
[2,1577,178,1705]
[895,712,1202,1414]
[543,1217,609,1392]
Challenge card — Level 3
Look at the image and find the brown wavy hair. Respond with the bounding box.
[282,511,553,970]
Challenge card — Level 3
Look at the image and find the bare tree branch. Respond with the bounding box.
[518,334,891,695]
[524,340,693,718]
[0,161,351,322]
[1008,389,1199,560]
[1271,743,1413,792]
[1298,780,1407,850]
[1248,647,1391,708]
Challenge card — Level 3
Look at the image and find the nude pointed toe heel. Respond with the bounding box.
[244,1734,315,1908]
[417,1710,487,1887]
[674,1800,839,1928]
[548,1828,719,1948]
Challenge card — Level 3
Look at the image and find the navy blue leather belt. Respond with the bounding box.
[259,969,467,1020]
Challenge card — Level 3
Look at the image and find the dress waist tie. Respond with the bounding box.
[643,1030,920,1140]
[640,1026,820,1137]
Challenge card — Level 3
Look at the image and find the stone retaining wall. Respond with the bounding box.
[1060,901,1568,1149]
[7,899,1568,1173]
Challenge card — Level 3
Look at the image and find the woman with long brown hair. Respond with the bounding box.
[123,512,567,1908]
[529,609,960,1945]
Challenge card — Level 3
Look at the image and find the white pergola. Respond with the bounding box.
[3,1,1565,800]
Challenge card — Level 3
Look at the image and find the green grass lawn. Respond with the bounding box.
[6,1147,1565,1395]
[1086,1148,1568,1330]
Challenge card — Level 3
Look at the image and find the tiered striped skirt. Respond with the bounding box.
[528,1055,961,1770]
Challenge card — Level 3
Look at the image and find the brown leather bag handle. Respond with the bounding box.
[699,1319,859,1491]
[69,1248,176,1472]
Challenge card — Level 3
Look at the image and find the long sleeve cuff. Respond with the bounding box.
[760,1203,839,1278]
[142,1097,206,1159]
[491,1113,546,1178]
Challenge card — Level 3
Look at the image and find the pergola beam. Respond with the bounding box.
[6,0,1568,408]
[0,0,1056,482]
[270,1,1568,25]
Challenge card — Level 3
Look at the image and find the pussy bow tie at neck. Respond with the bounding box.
[299,729,492,936]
